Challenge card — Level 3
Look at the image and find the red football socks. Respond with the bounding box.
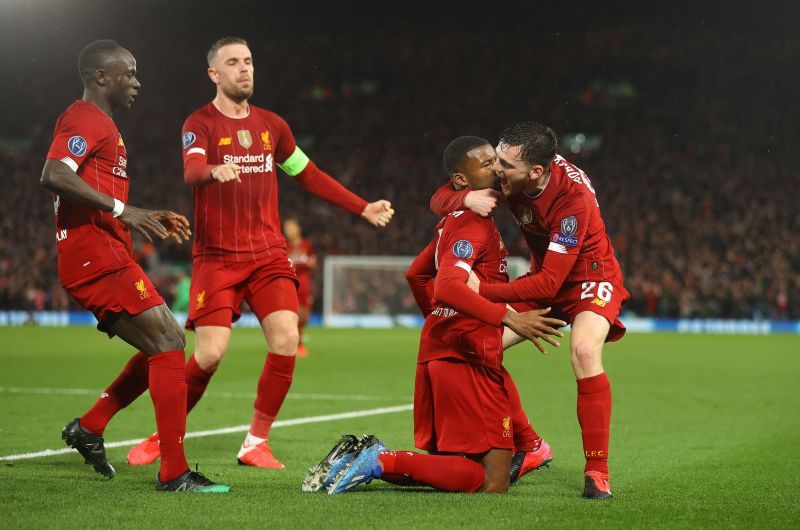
[501,368,540,452]
[250,352,296,439]
[148,349,189,482]
[185,354,215,413]
[378,451,484,493]
[80,351,149,436]
[576,372,612,474]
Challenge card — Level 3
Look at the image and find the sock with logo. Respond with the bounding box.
[148,349,189,482]
[576,372,611,474]
[378,451,485,492]
[249,352,296,439]
[80,351,149,436]
[185,354,215,413]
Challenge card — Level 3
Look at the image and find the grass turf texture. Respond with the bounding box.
[1,327,798,529]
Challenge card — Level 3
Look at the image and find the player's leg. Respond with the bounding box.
[477,448,513,492]
[368,360,503,494]
[570,310,613,499]
[109,304,230,492]
[106,304,190,480]
[501,367,554,484]
[238,272,299,467]
[187,316,233,412]
[61,267,173,479]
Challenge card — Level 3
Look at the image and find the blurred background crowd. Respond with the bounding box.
[1,1,797,319]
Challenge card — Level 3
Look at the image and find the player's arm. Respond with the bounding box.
[430,182,499,217]
[40,160,189,243]
[434,217,564,344]
[405,237,438,316]
[181,120,241,185]
[273,117,393,228]
[436,265,563,345]
[480,206,588,303]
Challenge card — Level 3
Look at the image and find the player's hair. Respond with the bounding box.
[443,136,490,176]
[77,39,122,81]
[498,121,558,168]
[207,37,249,66]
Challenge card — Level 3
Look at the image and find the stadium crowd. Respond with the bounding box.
[1,18,797,319]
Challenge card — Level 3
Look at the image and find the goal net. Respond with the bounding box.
[322,255,531,327]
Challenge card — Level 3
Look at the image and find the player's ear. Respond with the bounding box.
[207,67,219,84]
[451,172,469,189]
[95,68,109,87]
[529,164,545,181]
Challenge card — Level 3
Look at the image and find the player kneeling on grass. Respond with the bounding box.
[302,137,565,494]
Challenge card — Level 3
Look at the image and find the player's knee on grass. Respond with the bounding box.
[478,449,511,493]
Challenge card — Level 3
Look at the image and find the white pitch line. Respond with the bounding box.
[0,386,395,401]
[0,403,413,462]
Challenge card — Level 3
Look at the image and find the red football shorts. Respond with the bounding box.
[186,250,299,330]
[414,358,514,454]
[512,276,629,342]
[296,273,313,309]
[63,260,164,336]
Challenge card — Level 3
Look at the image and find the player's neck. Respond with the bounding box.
[213,94,250,118]
[82,90,114,117]
[523,171,551,198]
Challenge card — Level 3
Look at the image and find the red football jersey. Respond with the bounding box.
[418,210,509,370]
[182,103,298,262]
[286,237,315,277]
[504,155,622,283]
[46,100,133,284]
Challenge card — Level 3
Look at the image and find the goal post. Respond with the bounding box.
[322,255,531,327]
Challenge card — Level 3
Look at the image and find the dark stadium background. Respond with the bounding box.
[1,0,798,320]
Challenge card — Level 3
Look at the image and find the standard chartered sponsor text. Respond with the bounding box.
[222,153,274,173]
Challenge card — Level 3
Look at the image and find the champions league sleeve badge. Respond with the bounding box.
[67,136,87,157]
[182,131,196,149]
[560,215,578,236]
[452,240,474,259]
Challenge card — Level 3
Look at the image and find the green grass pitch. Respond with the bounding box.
[1,327,798,528]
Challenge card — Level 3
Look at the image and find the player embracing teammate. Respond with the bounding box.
[432,122,629,499]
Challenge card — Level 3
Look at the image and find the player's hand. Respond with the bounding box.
[211,163,241,183]
[155,211,192,244]
[501,307,567,354]
[118,205,170,243]
[464,189,499,217]
[467,271,480,293]
[361,200,395,228]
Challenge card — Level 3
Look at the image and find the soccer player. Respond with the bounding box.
[40,40,229,492]
[127,36,394,468]
[319,136,565,494]
[283,218,316,358]
[430,122,629,499]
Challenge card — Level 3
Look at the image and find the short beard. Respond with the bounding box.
[222,84,253,102]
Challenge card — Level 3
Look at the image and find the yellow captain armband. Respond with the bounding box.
[278,146,311,176]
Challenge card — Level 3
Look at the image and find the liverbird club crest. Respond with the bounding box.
[237,130,253,149]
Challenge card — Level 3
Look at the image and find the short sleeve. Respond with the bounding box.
[46,110,105,172]
[547,196,589,256]
[181,114,210,160]
[436,212,491,275]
